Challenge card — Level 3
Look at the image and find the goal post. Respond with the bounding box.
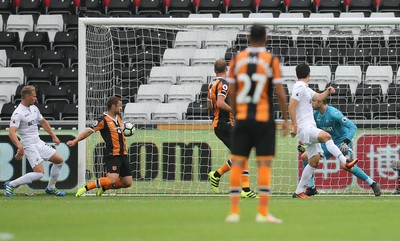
[79,17,400,195]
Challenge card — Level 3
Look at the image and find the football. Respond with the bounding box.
[123,122,135,137]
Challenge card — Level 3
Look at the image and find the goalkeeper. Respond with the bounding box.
[298,98,381,196]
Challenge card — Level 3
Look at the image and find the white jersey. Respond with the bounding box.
[10,104,43,146]
[291,81,317,129]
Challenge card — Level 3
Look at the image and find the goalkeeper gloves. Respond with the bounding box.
[297,144,306,154]
[339,142,349,155]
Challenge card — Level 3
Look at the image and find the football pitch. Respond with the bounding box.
[0,195,399,241]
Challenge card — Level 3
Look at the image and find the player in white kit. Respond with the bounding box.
[4,86,65,197]
[289,63,359,198]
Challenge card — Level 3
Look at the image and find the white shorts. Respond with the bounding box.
[298,125,323,158]
[24,140,56,168]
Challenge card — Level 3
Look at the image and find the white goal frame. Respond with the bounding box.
[78,17,400,190]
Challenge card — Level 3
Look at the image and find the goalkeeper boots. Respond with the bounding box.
[97,187,106,197]
[75,186,87,197]
[292,192,310,199]
[240,190,259,199]
[370,182,381,196]
[45,188,65,196]
[392,188,400,195]
[305,186,318,196]
[225,213,240,223]
[345,158,359,169]
[208,171,221,194]
[256,213,283,224]
[4,181,14,197]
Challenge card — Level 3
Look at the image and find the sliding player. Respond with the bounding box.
[298,97,381,196]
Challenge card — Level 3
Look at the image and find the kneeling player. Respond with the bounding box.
[299,98,381,196]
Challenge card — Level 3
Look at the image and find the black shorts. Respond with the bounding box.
[214,122,232,151]
[231,120,276,157]
[104,155,132,177]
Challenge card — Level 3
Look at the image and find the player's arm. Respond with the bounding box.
[207,84,213,110]
[66,129,94,147]
[40,118,60,145]
[288,98,299,137]
[312,86,335,101]
[333,110,357,144]
[9,126,24,160]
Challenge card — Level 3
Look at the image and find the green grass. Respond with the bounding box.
[0,195,399,241]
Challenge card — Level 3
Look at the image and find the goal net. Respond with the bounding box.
[79,17,400,195]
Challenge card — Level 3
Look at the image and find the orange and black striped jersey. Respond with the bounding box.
[227,47,282,122]
[208,77,234,128]
[90,113,127,156]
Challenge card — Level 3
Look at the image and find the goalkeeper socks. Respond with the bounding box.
[351,166,374,185]
[325,140,347,164]
[10,172,44,187]
[47,163,63,190]
[86,177,112,191]
[258,166,271,216]
[303,160,315,188]
[241,160,250,189]
[217,159,232,176]
[296,165,316,194]
[229,165,243,214]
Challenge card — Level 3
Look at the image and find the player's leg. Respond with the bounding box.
[293,143,322,198]
[240,160,258,198]
[97,156,132,196]
[209,124,232,193]
[5,145,44,197]
[318,131,358,168]
[301,152,318,196]
[42,143,65,196]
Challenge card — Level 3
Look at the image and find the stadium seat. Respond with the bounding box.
[247,12,274,32]
[0,103,18,120]
[60,103,78,120]
[43,85,70,104]
[216,13,244,33]
[225,0,253,16]
[354,84,382,104]
[368,12,395,34]
[397,66,400,84]
[53,32,78,52]
[15,0,44,15]
[309,66,331,91]
[334,65,362,96]
[26,67,54,88]
[0,32,20,55]
[56,67,78,85]
[0,50,7,67]
[148,66,181,85]
[192,49,227,66]
[357,31,385,48]
[286,0,313,17]
[387,83,400,103]
[135,0,163,15]
[315,0,343,17]
[347,0,375,16]
[0,0,14,16]
[65,15,78,32]
[280,66,297,94]
[136,84,169,103]
[204,32,233,49]
[377,0,400,15]
[344,103,369,120]
[178,65,214,85]
[168,85,197,103]
[153,103,183,120]
[283,47,308,65]
[161,48,196,66]
[276,13,304,35]
[256,0,285,17]
[296,31,323,48]
[39,50,65,68]
[22,32,50,52]
[329,83,351,104]
[0,67,24,86]
[0,86,12,104]
[165,0,192,16]
[326,30,355,49]
[364,65,393,95]
[36,103,58,120]
[314,48,342,73]
[185,101,211,120]
[75,0,104,16]
[35,15,64,42]
[371,103,398,120]
[337,12,365,35]
[173,31,203,49]
[9,50,35,68]
[66,49,78,67]
[6,15,34,40]
[187,13,214,30]
[376,47,400,76]
[106,0,134,16]
[124,102,157,121]
[195,0,223,15]
[307,13,335,35]
[345,48,373,73]
[45,0,75,15]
